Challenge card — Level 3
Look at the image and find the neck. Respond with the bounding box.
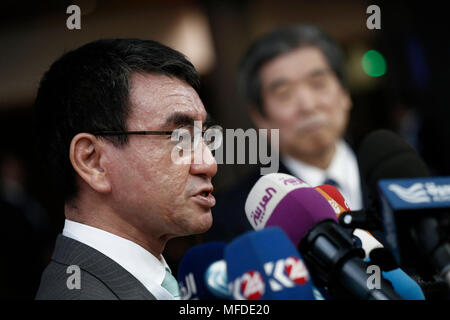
[65,199,167,259]
[289,143,336,170]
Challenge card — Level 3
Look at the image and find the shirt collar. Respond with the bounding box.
[62,219,174,299]
[281,140,362,210]
[327,140,352,187]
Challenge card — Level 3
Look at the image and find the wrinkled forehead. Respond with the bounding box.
[127,72,206,129]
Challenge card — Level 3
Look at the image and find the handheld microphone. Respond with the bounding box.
[225,227,316,300]
[316,184,384,259]
[358,129,450,284]
[316,184,382,231]
[380,265,425,300]
[317,183,425,299]
[177,241,227,300]
[315,184,351,215]
[206,259,326,300]
[245,173,402,299]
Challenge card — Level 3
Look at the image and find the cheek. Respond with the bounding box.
[331,100,350,131]
[112,143,189,201]
[264,102,296,129]
[262,108,299,147]
[136,145,190,195]
[157,165,190,197]
[318,90,350,124]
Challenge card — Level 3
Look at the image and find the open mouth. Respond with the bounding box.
[199,191,210,197]
[193,188,216,208]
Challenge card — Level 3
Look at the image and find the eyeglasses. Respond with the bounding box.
[91,124,223,151]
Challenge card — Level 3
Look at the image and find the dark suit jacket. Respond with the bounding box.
[35,234,156,300]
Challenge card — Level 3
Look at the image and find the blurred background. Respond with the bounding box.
[1,0,449,299]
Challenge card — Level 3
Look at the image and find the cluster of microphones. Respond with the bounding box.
[177,130,450,300]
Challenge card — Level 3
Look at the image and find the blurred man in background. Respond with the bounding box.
[205,24,361,242]
[205,24,450,300]
[34,38,217,300]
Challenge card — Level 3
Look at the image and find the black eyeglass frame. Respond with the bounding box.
[91,125,223,151]
[90,130,186,136]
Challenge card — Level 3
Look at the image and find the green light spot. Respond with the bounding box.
[362,49,386,77]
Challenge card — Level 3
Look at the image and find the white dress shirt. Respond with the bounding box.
[282,141,384,258]
[62,219,175,300]
[282,140,363,210]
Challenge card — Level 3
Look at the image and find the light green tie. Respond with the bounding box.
[161,268,180,300]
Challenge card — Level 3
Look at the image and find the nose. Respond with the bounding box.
[189,140,218,179]
[294,86,317,114]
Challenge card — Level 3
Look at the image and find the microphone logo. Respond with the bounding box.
[230,257,312,299]
[388,183,431,203]
[205,260,229,298]
[327,199,342,215]
[179,273,198,300]
[233,270,265,300]
[284,256,309,285]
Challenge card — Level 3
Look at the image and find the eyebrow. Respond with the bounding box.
[307,68,330,79]
[267,68,331,91]
[163,112,214,129]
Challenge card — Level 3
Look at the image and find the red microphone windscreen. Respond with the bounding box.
[315,184,350,217]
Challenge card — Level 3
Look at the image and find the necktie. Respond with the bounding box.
[322,178,339,188]
[161,268,180,300]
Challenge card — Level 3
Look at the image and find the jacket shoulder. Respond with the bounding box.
[35,234,156,300]
[35,260,118,300]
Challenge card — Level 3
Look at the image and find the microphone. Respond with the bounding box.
[177,241,227,300]
[245,173,402,299]
[358,129,450,285]
[225,227,316,300]
[316,184,384,259]
[379,264,425,300]
[206,259,325,300]
[316,184,382,231]
[317,183,425,299]
[315,184,351,215]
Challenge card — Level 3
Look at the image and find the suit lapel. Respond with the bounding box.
[51,234,156,300]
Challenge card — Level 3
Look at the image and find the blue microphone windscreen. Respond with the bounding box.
[225,227,316,300]
[382,268,425,300]
[365,257,425,300]
[178,241,227,300]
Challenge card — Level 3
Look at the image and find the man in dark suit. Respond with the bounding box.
[34,39,218,299]
[204,25,361,243]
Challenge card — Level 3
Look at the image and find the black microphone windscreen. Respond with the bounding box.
[357,129,430,191]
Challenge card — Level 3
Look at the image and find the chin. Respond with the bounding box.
[197,214,213,233]
[185,211,213,235]
[299,133,335,153]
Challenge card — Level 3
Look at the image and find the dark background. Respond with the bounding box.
[0,0,449,299]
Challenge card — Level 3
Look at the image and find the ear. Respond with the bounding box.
[248,106,270,130]
[69,133,112,194]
